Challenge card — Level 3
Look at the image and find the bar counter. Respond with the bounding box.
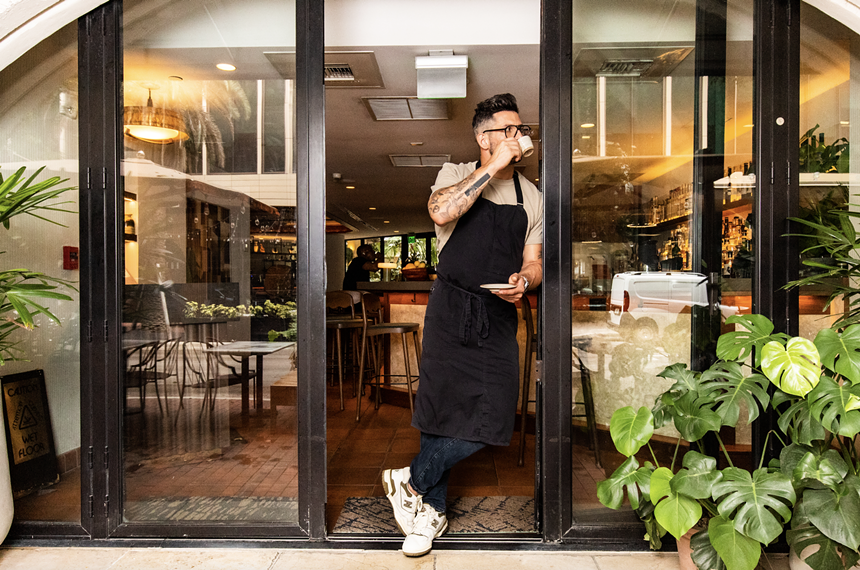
[354,281,536,409]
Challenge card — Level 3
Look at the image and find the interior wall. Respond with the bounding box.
[326,234,346,292]
[0,23,80,456]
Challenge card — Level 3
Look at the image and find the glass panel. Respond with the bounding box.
[264,80,287,174]
[208,79,258,175]
[570,0,754,521]
[122,0,298,524]
[796,3,856,339]
[0,22,81,523]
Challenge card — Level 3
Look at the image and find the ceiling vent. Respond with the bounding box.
[390,154,450,167]
[264,51,384,87]
[363,97,449,121]
[597,59,654,77]
[324,64,355,81]
[574,46,693,79]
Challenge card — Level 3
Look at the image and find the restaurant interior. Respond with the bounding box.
[3,0,854,539]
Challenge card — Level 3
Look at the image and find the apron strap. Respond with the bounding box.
[437,276,491,347]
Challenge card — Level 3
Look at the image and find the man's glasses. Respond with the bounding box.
[482,124,532,138]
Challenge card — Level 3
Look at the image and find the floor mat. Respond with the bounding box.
[332,496,535,534]
[125,496,298,522]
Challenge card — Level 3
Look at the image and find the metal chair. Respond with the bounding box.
[355,291,421,421]
[326,291,364,410]
[125,336,181,414]
[202,338,259,412]
[517,295,601,468]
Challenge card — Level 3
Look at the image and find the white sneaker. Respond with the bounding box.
[382,467,421,535]
[402,504,448,557]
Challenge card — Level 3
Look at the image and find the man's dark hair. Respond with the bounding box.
[472,93,519,136]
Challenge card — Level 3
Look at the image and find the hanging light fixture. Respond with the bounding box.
[123,86,188,144]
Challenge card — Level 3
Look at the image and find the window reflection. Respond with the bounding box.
[121,0,298,524]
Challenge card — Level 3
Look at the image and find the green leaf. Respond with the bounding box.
[711,467,796,545]
[761,338,821,397]
[635,498,666,550]
[807,376,860,438]
[717,314,788,366]
[777,397,827,445]
[651,467,702,540]
[699,361,771,426]
[788,513,860,570]
[690,526,726,570]
[816,325,860,385]
[653,364,701,428]
[596,456,654,511]
[794,453,846,489]
[672,391,723,442]
[802,475,860,551]
[609,406,654,457]
[707,515,761,570]
[781,443,849,486]
[671,450,722,500]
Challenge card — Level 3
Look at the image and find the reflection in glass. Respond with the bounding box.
[122,0,298,524]
[0,22,81,523]
[570,0,754,522]
[796,3,856,341]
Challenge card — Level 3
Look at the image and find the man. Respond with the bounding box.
[342,244,383,290]
[382,93,543,557]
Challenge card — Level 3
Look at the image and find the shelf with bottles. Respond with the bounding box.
[646,182,693,227]
[657,226,692,271]
[251,237,296,258]
[721,210,753,278]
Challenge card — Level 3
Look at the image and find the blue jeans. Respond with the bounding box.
[409,432,486,513]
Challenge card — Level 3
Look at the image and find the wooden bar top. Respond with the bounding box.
[356,281,434,291]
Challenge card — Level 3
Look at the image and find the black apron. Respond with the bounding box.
[412,170,528,446]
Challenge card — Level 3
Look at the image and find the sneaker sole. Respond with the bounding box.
[402,519,448,557]
[381,469,410,536]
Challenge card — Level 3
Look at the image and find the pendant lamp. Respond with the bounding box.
[124,87,188,144]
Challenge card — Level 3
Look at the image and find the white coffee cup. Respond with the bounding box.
[518,135,535,158]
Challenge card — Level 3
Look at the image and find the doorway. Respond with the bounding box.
[322,0,544,535]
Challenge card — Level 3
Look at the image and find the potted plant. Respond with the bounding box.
[598,310,860,570]
[0,165,76,542]
[598,313,797,570]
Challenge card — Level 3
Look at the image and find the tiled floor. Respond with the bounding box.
[0,547,793,569]
[13,370,609,532]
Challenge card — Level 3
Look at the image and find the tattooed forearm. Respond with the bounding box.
[464,174,490,197]
[428,170,492,225]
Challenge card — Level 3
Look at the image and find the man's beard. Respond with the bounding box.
[488,140,521,163]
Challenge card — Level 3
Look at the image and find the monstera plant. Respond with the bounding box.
[598,313,860,570]
[0,166,76,364]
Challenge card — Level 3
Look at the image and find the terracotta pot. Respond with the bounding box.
[677,527,699,570]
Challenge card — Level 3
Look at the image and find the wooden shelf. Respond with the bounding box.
[124,233,137,242]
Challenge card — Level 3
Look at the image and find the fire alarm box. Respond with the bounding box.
[63,246,79,270]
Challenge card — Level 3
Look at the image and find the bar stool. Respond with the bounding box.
[326,291,364,411]
[355,291,421,421]
[517,295,601,468]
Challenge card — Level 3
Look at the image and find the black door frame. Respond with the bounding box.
[553,0,802,542]
[8,0,803,548]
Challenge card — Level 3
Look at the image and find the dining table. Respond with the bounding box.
[204,341,295,414]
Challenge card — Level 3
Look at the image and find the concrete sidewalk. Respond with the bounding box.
[0,547,791,569]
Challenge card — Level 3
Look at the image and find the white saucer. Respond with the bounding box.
[480,283,515,292]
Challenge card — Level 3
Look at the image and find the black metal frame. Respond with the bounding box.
[5,0,807,550]
[751,0,800,466]
[540,0,571,543]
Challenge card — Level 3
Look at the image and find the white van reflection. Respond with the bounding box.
[608,271,740,340]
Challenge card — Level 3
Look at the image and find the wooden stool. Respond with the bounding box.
[270,371,298,414]
[355,292,420,421]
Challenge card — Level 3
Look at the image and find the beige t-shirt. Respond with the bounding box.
[431,161,543,253]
